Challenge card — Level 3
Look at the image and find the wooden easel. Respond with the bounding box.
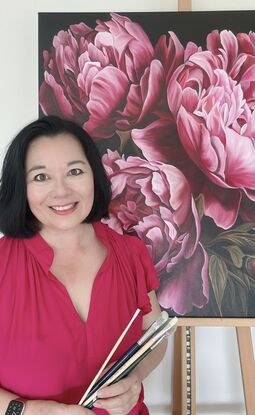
[172,319,255,415]
[172,3,255,414]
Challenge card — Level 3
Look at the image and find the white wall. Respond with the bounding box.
[1,1,255,414]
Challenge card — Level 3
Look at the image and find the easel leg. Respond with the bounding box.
[236,327,255,415]
[172,327,182,414]
[186,326,196,415]
[172,326,196,415]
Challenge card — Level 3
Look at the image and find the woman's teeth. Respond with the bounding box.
[51,203,76,211]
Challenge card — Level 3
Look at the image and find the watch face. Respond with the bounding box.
[5,400,25,415]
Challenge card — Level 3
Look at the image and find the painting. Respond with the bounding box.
[39,11,255,318]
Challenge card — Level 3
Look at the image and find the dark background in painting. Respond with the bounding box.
[39,10,255,82]
[38,10,255,157]
[38,11,255,318]
[39,11,255,87]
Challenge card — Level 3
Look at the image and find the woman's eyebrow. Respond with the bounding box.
[67,160,87,166]
[27,165,46,175]
[26,160,87,175]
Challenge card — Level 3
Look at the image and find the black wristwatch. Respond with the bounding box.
[5,398,26,415]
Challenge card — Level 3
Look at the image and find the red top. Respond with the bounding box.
[0,222,159,414]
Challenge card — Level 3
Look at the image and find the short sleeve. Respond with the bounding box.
[129,236,160,316]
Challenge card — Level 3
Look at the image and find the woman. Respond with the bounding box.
[0,116,167,415]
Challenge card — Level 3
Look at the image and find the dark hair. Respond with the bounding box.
[0,115,112,238]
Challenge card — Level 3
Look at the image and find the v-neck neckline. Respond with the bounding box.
[48,251,110,326]
[24,222,111,325]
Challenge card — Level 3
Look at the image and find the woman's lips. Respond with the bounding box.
[50,202,78,215]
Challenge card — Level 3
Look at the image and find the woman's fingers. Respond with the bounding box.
[94,372,141,415]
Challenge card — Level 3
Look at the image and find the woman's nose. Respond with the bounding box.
[53,178,72,197]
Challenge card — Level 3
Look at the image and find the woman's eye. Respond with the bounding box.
[68,168,83,176]
[34,173,48,182]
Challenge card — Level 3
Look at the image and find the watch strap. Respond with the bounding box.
[5,398,27,415]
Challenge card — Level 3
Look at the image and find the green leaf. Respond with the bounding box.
[228,269,250,290]
[230,222,255,233]
[223,277,248,316]
[208,234,255,251]
[224,245,244,268]
[195,193,204,220]
[209,255,228,316]
[249,278,255,294]
[205,222,255,253]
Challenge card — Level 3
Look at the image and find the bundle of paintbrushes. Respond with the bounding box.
[78,309,178,408]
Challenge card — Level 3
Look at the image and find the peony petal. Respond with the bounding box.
[189,51,218,80]
[176,106,204,165]
[132,118,183,164]
[184,41,201,61]
[87,66,129,118]
[117,84,142,121]
[167,65,186,116]
[157,243,208,315]
[225,127,255,188]
[137,60,165,122]
[181,87,199,113]
[241,63,255,82]
[229,54,247,79]
[70,22,94,38]
[154,31,184,81]
[237,32,255,55]
[206,29,221,55]
[202,182,241,229]
[39,73,74,118]
[220,30,238,66]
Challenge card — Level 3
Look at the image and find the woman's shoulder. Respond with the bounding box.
[0,234,18,248]
[0,235,45,264]
[0,236,24,279]
[0,235,26,257]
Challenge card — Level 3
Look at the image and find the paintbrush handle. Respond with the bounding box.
[79,308,141,405]
[112,348,151,384]
[86,348,151,409]
[85,342,140,400]
[83,311,170,404]
[84,317,178,408]
[87,311,170,399]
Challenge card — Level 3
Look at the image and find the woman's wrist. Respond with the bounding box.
[22,400,68,415]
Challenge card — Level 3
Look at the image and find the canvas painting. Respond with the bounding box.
[39,11,255,318]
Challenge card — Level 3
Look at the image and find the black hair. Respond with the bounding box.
[0,115,112,238]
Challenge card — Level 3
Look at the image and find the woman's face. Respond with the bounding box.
[26,133,94,233]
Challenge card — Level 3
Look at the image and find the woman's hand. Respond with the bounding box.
[26,399,94,415]
[93,370,142,415]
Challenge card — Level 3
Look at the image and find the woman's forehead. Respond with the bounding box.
[27,132,85,154]
[26,133,88,166]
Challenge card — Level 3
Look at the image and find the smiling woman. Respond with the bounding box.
[0,116,167,415]
[0,116,111,238]
[25,133,95,234]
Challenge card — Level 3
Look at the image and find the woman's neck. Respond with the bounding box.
[39,223,94,254]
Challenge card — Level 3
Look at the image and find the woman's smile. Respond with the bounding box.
[50,202,78,214]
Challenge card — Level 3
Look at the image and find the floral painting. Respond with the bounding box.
[39,11,255,317]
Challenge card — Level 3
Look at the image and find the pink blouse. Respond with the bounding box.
[0,222,159,414]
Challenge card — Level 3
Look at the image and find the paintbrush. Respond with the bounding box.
[78,308,141,405]
[80,310,169,404]
[83,316,178,408]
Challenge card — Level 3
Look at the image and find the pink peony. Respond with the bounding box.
[131,32,186,164]
[131,33,203,194]
[207,30,255,109]
[102,150,208,315]
[39,13,167,139]
[164,30,255,229]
